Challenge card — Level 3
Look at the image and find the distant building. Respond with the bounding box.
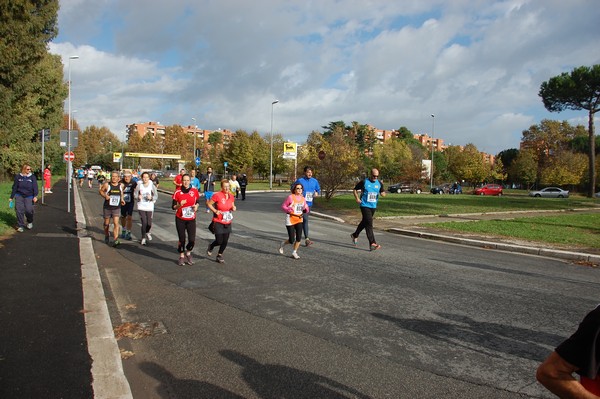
[125,121,234,148]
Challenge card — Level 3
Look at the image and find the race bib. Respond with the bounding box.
[367,192,377,202]
[124,193,131,203]
[305,192,313,202]
[221,211,233,222]
[294,203,304,215]
[182,206,195,219]
[109,195,120,206]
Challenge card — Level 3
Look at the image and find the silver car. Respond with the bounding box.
[529,187,569,198]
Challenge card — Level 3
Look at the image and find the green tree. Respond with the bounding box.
[221,130,253,174]
[509,148,538,189]
[451,144,487,184]
[539,65,600,196]
[371,139,412,182]
[497,148,519,181]
[540,150,587,187]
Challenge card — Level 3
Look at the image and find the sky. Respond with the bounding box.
[49,0,600,155]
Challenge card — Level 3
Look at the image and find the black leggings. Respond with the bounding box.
[354,206,376,245]
[209,223,231,255]
[175,217,196,253]
[286,223,303,244]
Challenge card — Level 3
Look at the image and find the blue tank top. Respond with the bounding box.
[360,179,381,208]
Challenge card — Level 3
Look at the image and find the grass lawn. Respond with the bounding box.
[316,192,599,217]
[426,213,600,249]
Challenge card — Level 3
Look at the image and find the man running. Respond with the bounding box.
[293,166,320,246]
[350,168,386,251]
[201,166,216,212]
[100,171,125,247]
[120,170,137,240]
[173,168,186,190]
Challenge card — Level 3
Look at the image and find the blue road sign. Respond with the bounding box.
[195,157,201,166]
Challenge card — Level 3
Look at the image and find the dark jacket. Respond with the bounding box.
[11,173,39,199]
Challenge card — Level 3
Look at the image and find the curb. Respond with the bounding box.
[388,228,600,265]
[74,184,134,398]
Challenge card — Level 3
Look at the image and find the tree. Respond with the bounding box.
[497,148,519,181]
[539,65,600,196]
[540,151,587,187]
[450,144,487,184]
[221,130,253,174]
[371,139,411,182]
[509,149,538,189]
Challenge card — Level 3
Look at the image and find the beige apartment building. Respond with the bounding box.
[125,121,234,149]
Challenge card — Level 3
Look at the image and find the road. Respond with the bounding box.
[78,185,600,398]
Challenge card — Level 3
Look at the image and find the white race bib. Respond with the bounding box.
[367,192,377,202]
[294,203,304,215]
[221,211,233,222]
[109,195,120,206]
[182,206,195,218]
[305,192,313,202]
[124,193,131,203]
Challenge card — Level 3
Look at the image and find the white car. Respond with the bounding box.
[529,187,569,198]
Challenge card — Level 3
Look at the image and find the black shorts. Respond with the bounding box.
[120,202,135,216]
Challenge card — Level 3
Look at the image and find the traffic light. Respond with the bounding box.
[195,148,202,158]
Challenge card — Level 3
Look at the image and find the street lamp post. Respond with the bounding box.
[430,114,435,189]
[269,100,279,190]
[192,117,197,170]
[67,55,79,213]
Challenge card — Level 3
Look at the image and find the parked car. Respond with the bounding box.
[529,187,569,198]
[388,182,422,194]
[430,184,451,194]
[473,184,503,196]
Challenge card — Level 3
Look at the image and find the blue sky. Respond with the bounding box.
[50,0,600,155]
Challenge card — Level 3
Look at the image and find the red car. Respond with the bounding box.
[473,184,503,196]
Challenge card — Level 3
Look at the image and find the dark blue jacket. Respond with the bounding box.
[11,173,39,199]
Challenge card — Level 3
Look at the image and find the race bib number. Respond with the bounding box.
[367,192,377,202]
[305,192,313,202]
[221,211,233,222]
[182,206,195,219]
[109,195,120,206]
[124,193,131,203]
[294,203,304,215]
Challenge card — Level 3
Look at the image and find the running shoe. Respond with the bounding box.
[185,253,194,265]
[370,243,381,251]
[278,241,285,255]
[146,232,152,241]
[291,251,300,259]
[104,235,110,244]
[350,233,357,245]
[26,223,33,230]
[16,227,24,233]
[216,254,225,264]
[305,239,313,247]
[141,238,147,246]
[178,256,186,266]
[207,245,213,256]
[113,239,121,248]
[125,231,132,240]
[120,230,127,239]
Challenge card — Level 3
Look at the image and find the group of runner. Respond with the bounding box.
[98,165,386,264]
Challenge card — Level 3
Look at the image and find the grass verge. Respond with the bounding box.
[426,213,600,249]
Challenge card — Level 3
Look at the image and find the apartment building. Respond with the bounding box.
[125,121,234,148]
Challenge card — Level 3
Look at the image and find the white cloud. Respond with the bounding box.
[51,0,600,153]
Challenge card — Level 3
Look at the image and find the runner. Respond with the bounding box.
[134,172,157,246]
[190,169,201,190]
[350,168,386,251]
[87,168,96,188]
[293,166,320,246]
[120,171,137,240]
[201,166,216,212]
[173,168,186,190]
[77,167,85,187]
[229,174,241,199]
[150,172,160,189]
[206,179,236,264]
[238,173,248,200]
[172,174,201,265]
[43,164,52,194]
[279,183,309,259]
[99,171,125,247]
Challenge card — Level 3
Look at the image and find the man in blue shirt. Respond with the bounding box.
[293,166,320,246]
[350,168,386,251]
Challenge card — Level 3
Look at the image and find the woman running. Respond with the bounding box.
[172,174,201,265]
[134,171,158,246]
[206,179,236,264]
[279,182,309,259]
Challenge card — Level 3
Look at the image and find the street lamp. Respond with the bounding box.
[67,55,79,213]
[430,114,435,189]
[269,100,279,190]
[192,117,197,169]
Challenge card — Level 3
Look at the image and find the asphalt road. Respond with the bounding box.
[78,186,600,398]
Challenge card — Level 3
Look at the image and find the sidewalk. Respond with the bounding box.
[0,179,94,398]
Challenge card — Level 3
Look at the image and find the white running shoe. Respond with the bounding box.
[291,251,300,259]
[146,232,152,241]
[278,241,285,255]
[141,238,147,246]
[26,223,33,230]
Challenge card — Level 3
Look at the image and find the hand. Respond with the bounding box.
[33,197,38,203]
